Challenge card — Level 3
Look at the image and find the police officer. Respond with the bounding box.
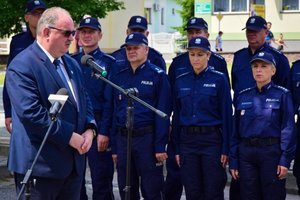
[111,15,166,71]
[288,60,300,196]
[230,16,290,200]
[230,52,295,200]
[172,36,232,200]
[3,0,47,133]
[72,17,116,200]
[165,17,229,200]
[107,32,171,200]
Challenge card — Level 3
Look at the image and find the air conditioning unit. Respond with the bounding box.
[153,3,160,12]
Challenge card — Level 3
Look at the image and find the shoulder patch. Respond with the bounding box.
[268,46,283,55]
[210,68,224,76]
[274,85,289,93]
[239,87,254,95]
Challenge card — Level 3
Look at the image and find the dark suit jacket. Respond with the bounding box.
[6,41,95,179]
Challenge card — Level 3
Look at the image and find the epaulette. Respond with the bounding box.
[111,48,123,55]
[149,64,164,74]
[149,47,163,56]
[234,48,248,55]
[211,52,225,60]
[103,53,116,62]
[274,85,289,93]
[239,87,254,95]
[176,71,190,79]
[172,52,188,61]
[210,68,224,76]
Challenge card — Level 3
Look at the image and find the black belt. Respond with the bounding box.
[118,125,154,137]
[242,137,280,147]
[182,126,220,134]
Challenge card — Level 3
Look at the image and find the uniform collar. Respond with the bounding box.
[193,66,209,77]
[131,60,148,73]
[255,81,273,93]
[84,47,103,57]
[247,42,268,56]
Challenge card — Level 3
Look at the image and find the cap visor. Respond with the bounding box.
[187,46,210,52]
[185,25,207,30]
[242,26,264,31]
[250,58,274,65]
[121,42,144,48]
[128,25,147,30]
[78,25,100,31]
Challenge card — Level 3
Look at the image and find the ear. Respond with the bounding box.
[24,14,29,23]
[144,31,149,37]
[206,32,210,39]
[126,29,130,35]
[99,31,103,40]
[43,27,50,38]
[271,66,276,76]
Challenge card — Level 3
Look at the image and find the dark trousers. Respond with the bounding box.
[80,139,114,200]
[164,140,183,200]
[239,143,286,200]
[116,132,164,200]
[15,169,83,200]
[180,130,226,200]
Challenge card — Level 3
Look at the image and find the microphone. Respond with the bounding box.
[48,88,69,120]
[81,55,108,77]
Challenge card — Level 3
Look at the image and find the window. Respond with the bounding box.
[144,8,152,24]
[214,0,265,13]
[282,0,299,10]
[161,8,164,25]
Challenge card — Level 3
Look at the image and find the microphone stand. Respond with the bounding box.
[17,111,62,200]
[92,72,168,200]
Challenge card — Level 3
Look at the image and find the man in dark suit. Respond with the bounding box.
[5,7,96,200]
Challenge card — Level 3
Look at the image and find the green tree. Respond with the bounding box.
[174,0,194,35]
[0,0,124,37]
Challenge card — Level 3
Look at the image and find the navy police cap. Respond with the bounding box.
[242,16,267,31]
[78,17,101,31]
[127,16,148,30]
[185,17,208,30]
[250,51,276,66]
[122,32,148,47]
[25,0,47,13]
[188,36,211,52]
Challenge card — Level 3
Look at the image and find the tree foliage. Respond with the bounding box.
[174,0,194,36]
[0,0,124,37]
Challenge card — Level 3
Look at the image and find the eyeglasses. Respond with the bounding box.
[48,26,76,37]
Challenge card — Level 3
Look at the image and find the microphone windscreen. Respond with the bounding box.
[57,88,68,96]
[81,55,94,65]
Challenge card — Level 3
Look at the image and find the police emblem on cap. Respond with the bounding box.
[128,34,134,39]
[34,0,41,5]
[136,17,142,23]
[85,18,91,24]
[195,38,201,44]
[191,18,196,24]
[250,18,256,24]
[258,52,264,57]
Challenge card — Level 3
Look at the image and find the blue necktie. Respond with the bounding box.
[53,59,69,89]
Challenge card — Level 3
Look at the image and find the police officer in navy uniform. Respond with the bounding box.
[72,17,116,200]
[165,17,229,200]
[173,36,232,200]
[3,0,47,134]
[230,52,295,200]
[288,59,300,196]
[111,15,166,71]
[230,16,290,200]
[106,32,171,200]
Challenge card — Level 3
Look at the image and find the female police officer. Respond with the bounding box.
[172,36,232,199]
[230,51,296,199]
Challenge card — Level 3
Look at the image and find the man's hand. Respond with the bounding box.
[230,169,239,180]
[81,129,94,153]
[69,132,85,154]
[112,154,117,164]
[277,165,288,180]
[220,154,228,168]
[175,155,180,167]
[97,134,109,152]
[5,117,12,133]
[155,152,168,162]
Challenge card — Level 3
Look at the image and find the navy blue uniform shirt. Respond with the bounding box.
[230,82,295,169]
[288,60,300,114]
[72,48,117,135]
[168,51,229,88]
[106,60,171,153]
[231,43,290,102]
[111,47,166,72]
[3,30,35,118]
[172,67,232,155]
